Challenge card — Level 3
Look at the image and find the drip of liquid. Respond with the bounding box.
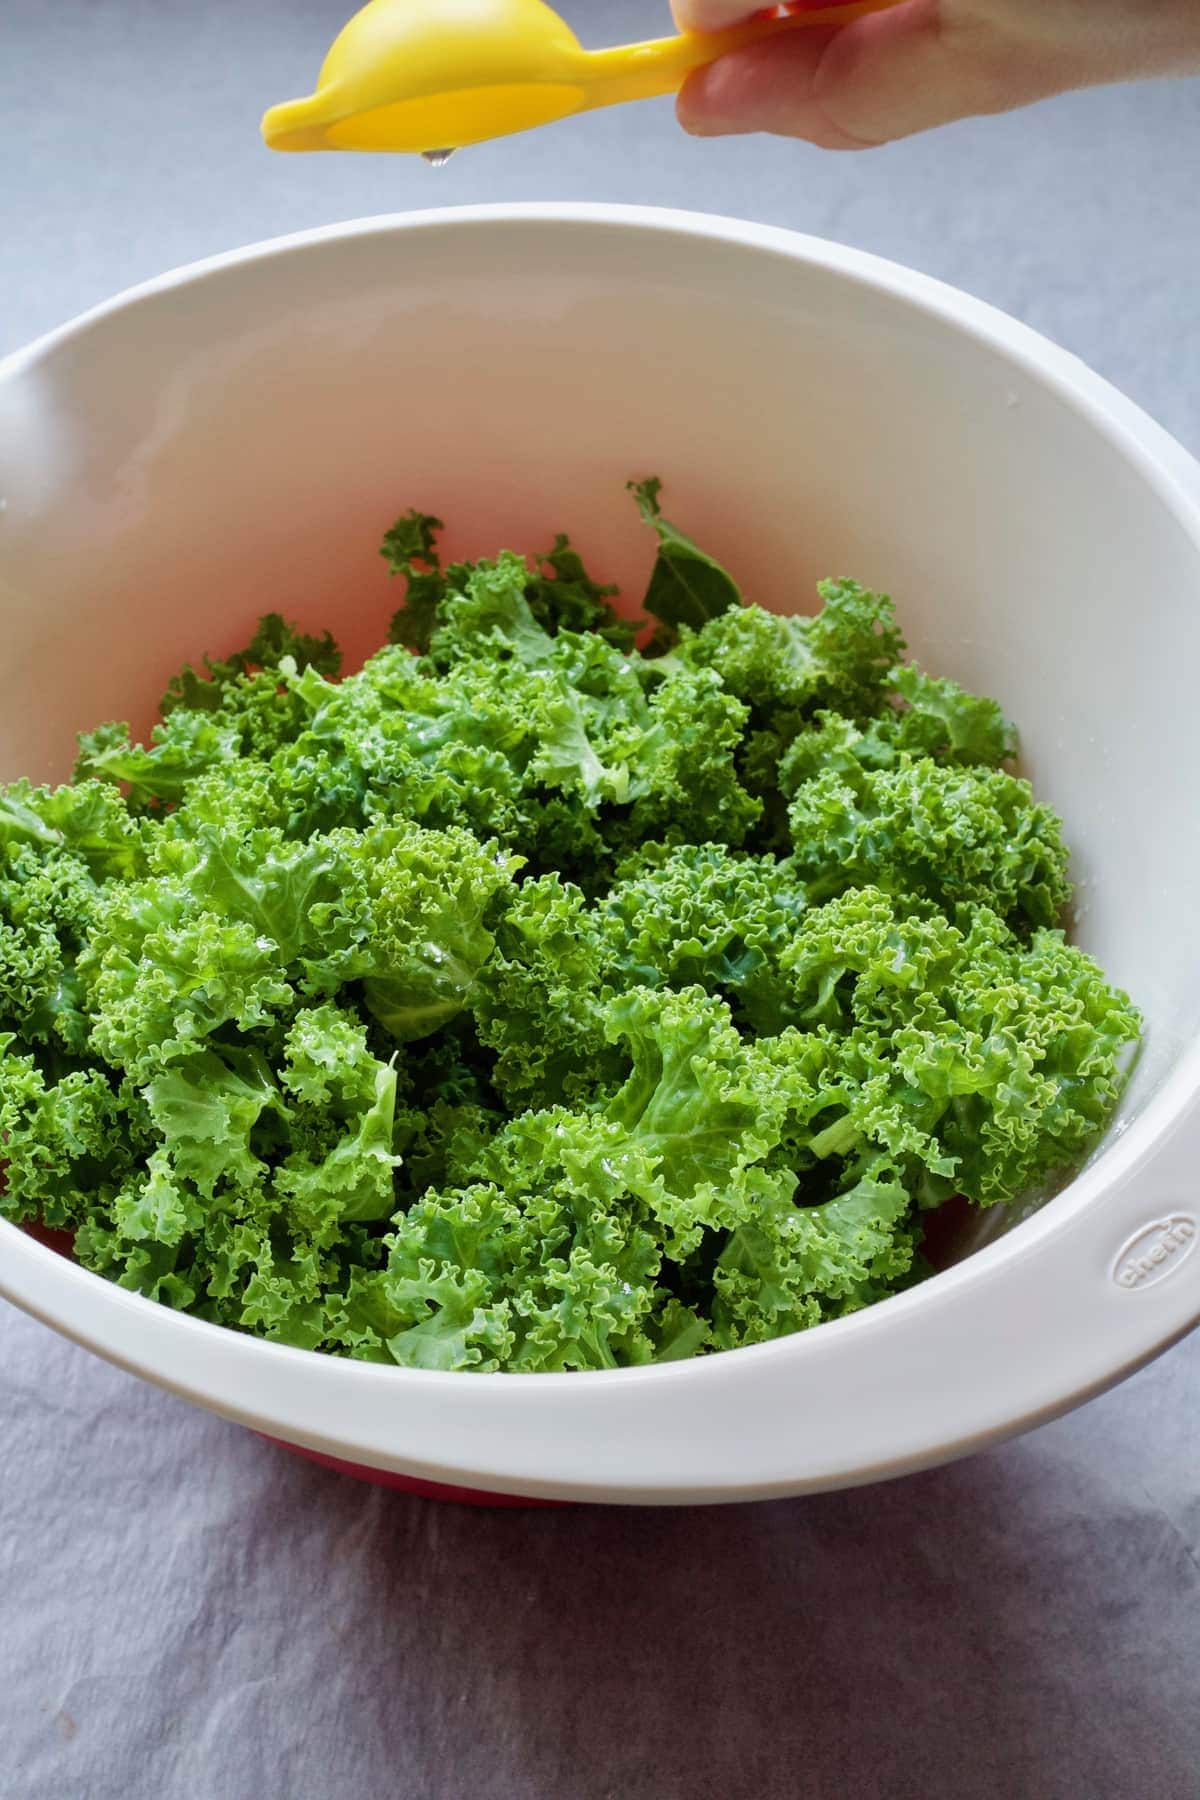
[421,148,457,167]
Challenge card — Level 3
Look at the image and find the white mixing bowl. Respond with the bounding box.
[2,205,1198,1505]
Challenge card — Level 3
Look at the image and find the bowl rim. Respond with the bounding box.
[3,201,1199,1503]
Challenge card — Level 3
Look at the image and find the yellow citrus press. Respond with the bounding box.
[261,0,899,158]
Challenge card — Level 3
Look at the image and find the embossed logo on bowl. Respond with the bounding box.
[1111,1216,1198,1291]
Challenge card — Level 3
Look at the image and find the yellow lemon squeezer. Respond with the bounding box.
[261,0,900,158]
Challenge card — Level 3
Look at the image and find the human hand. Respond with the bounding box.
[672,0,1200,147]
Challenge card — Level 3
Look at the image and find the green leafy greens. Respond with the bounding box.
[0,484,1140,1370]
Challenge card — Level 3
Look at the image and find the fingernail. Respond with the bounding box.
[679,109,739,137]
[677,86,741,137]
[677,63,753,137]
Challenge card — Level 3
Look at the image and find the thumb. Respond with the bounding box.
[676,2,1071,149]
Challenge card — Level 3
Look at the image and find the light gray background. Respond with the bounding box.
[2,4,1199,1797]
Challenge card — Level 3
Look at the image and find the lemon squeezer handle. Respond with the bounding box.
[580,0,903,109]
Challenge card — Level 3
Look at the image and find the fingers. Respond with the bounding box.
[672,0,898,27]
[675,2,1072,147]
[673,0,778,25]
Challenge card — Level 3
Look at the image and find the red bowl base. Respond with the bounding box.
[264,1436,572,1507]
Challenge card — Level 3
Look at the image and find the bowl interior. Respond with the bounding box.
[2,212,1198,1278]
